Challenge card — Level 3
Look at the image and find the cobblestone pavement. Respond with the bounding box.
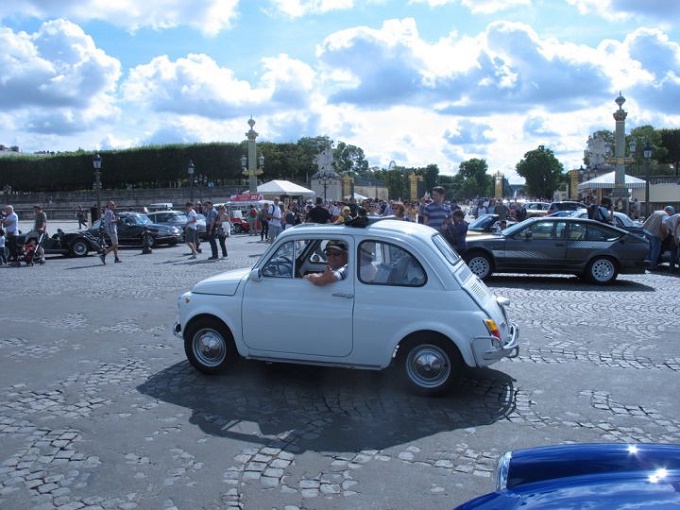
[1,222,679,509]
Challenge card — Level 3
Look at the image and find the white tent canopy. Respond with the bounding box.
[578,171,646,190]
[345,192,368,201]
[257,179,315,197]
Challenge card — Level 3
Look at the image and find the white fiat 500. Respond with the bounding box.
[174,217,519,395]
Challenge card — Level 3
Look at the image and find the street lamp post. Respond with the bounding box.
[318,169,331,202]
[643,139,653,217]
[187,160,195,202]
[92,153,102,214]
[612,93,630,215]
[242,118,264,194]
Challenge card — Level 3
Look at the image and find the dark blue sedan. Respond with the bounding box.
[456,443,680,509]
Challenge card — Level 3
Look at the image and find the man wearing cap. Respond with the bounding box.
[184,202,199,259]
[304,240,348,286]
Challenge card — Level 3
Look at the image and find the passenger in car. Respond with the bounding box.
[304,240,348,286]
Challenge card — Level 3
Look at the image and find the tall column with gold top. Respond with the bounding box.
[243,117,264,193]
[409,173,419,201]
[494,171,503,199]
[612,93,629,214]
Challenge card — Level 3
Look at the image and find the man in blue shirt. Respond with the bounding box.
[423,186,451,232]
[304,240,348,286]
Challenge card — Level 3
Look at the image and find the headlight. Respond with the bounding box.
[494,451,512,491]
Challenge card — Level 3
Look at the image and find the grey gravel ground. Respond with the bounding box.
[1,220,679,509]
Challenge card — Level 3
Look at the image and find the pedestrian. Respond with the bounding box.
[587,197,613,224]
[423,186,451,232]
[662,206,678,272]
[392,201,411,221]
[335,206,353,224]
[2,205,19,266]
[307,197,332,223]
[442,209,468,255]
[203,200,219,260]
[267,197,283,243]
[29,204,47,264]
[494,200,509,221]
[641,208,670,271]
[76,205,87,229]
[216,205,229,259]
[184,202,199,259]
[257,204,269,241]
[247,204,258,235]
[284,203,297,229]
[100,200,121,264]
[0,227,7,265]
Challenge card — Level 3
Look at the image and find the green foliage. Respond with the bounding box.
[515,145,564,199]
[659,128,680,175]
[456,158,493,198]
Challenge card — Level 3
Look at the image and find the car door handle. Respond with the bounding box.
[332,292,354,299]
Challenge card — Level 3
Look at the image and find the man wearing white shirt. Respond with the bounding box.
[268,197,283,243]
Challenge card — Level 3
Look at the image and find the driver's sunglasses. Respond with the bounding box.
[324,251,342,257]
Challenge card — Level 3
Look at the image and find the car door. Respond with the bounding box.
[241,237,354,358]
[501,220,569,271]
[564,221,620,270]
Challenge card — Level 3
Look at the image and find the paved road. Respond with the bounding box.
[1,222,679,509]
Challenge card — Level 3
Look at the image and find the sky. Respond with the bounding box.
[1,0,679,184]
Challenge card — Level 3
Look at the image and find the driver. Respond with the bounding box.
[304,240,348,286]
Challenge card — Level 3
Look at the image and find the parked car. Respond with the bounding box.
[17,228,100,258]
[146,210,208,240]
[570,209,645,237]
[229,209,251,234]
[464,216,649,284]
[455,443,680,509]
[173,218,519,396]
[546,200,587,216]
[467,214,515,237]
[88,212,183,247]
[522,202,550,218]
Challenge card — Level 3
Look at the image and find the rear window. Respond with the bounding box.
[432,233,462,265]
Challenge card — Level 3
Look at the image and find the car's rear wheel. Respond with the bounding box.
[399,336,463,396]
[233,223,242,234]
[70,239,89,257]
[465,252,493,280]
[184,317,237,374]
[586,256,618,284]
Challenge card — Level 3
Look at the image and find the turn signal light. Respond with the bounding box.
[484,319,501,339]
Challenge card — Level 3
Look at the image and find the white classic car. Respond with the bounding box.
[173,217,520,395]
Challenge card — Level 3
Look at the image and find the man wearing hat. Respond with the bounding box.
[304,240,348,286]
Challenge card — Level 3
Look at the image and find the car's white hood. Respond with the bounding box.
[192,268,250,296]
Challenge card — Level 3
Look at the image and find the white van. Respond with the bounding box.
[148,203,173,212]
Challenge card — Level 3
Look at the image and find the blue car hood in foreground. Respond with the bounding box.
[456,443,680,510]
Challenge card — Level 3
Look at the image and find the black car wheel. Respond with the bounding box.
[465,252,493,280]
[233,223,242,234]
[70,239,90,257]
[399,336,462,396]
[586,256,618,284]
[184,318,238,375]
[143,233,155,248]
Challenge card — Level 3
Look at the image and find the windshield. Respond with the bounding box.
[468,214,495,231]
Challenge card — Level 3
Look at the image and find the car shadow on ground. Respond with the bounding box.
[137,360,516,453]
[486,275,657,292]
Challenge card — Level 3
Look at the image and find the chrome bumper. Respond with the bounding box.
[172,321,182,339]
[472,322,520,365]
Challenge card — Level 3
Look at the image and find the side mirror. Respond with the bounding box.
[523,230,533,239]
[310,253,323,264]
[248,267,262,282]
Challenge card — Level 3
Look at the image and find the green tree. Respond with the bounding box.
[335,142,369,175]
[457,158,493,198]
[515,145,564,199]
[658,128,680,176]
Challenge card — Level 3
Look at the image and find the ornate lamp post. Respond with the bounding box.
[612,93,630,215]
[187,160,195,202]
[643,139,653,217]
[196,174,208,202]
[242,118,264,193]
[318,168,332,202]
[92,153,102,213]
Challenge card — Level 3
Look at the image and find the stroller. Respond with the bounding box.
[17,232,45,266]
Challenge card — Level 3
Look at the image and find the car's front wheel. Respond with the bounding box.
[70,239,90,257]
[233,223,242,234]
[586,256,618,284]
[184,318,237,374]
[399,336,463,396]
[465,252,493,280]
[142,233,155,248]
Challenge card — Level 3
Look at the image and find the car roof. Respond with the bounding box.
[278,217,434,241]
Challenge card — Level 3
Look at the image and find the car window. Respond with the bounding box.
[585,223,621,242]
[359,240,426,286]
[261,241,296,278]
[523,221,557,239]
[432,233,462,265]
